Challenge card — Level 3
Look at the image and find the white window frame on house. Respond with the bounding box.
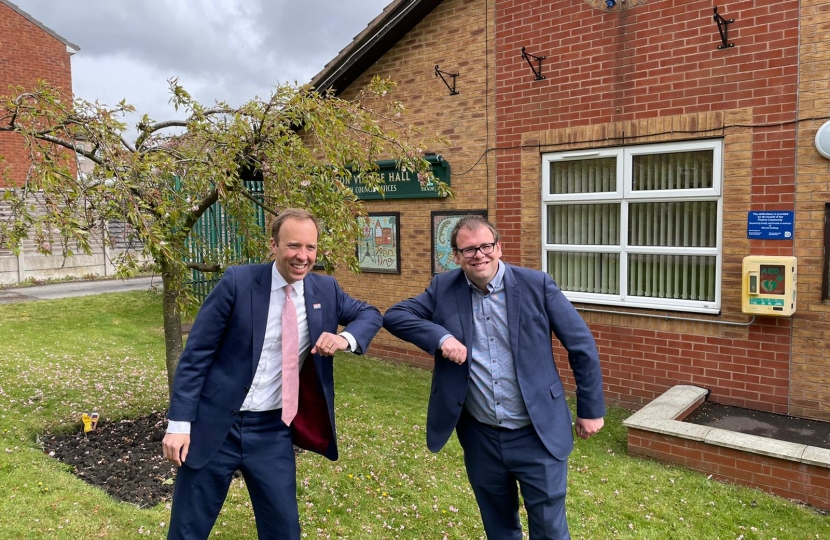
[541,139,723,314]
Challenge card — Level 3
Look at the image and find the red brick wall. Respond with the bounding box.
[628,428,830,510]
[557,317,792,413]
[0,2,74,187]
[495,1,804,414]
[496,0,799,254]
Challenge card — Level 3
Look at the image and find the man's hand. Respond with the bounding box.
[440,336,467,365]
[162,433,190,466]
[574,417,604,440]
[312,332,348,357]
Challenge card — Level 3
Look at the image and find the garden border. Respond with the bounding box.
[623,385,830,510]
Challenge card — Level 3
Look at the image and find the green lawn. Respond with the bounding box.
[0,291,827,538]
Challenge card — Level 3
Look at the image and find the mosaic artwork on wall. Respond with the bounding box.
[357,213,401,274]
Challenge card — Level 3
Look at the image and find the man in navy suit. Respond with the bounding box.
[162,208,382,540]
[383,215,605,540]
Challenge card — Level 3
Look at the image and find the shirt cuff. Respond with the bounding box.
[166,420,191,434]
[340,331,359,353]
[438,334,452,348]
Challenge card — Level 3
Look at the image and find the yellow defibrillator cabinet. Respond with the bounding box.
[741,256,796,316]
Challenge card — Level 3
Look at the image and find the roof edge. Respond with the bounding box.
[310,0,443,95]
[2,0,80,52]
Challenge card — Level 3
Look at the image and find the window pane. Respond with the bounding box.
[628,254,716,301]
[628,201,717,247]
[632,150,714,191]
[547,252,620,294]
[547,204,621,245]
[549,158,616,195]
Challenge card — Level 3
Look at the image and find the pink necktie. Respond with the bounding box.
[281,284,299,426]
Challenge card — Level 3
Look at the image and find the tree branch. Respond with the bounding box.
[120,136,136,153]
[186,261,221,273]
[237,187,279,217]
[182,188,219,232]
[144,107,238,133]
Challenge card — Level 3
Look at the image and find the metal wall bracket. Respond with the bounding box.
[521,47,546,81]
[713,6,734,49]
[434,65,459,95]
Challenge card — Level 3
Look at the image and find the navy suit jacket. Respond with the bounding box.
[168,263,382,469]
[383,263,605,460]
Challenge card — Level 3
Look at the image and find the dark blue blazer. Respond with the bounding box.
[168,263,382,469]
[383,263,605,460]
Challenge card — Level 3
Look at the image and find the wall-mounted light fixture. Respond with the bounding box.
[434,65,459,95]
[520,47,546,81]
[713,6,735,49]
[816,120,830,159]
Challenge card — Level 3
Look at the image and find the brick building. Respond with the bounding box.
[0,1,112,283]
[315,0,829,422]
[0,0,78,188]
[312,0,496,366]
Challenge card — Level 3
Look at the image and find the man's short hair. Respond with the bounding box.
[450,215,500,250]
[270,208,320,244]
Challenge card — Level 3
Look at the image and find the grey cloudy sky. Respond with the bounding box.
[14,0,390,132]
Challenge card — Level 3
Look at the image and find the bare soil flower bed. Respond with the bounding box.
[40,411,175,507]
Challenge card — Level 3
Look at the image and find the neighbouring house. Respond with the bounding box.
[0,1,132,283]
[0,0,78,188]
[311,0,830,508]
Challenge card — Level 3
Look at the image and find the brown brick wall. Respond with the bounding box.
[791,1,830,421]
[628,428,830,510]
[331,0,495,369]
[0,2,74,187]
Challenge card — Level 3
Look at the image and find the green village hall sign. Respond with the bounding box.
[345,155,451,200]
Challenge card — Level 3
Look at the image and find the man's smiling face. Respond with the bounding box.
[453,225,502,290]
[271,218,318,283]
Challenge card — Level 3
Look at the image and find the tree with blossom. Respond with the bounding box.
[0,77,446,392]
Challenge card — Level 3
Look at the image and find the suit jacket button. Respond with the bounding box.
[231,409,238,416]
[457,401,463,406]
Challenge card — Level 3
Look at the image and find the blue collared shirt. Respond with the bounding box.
[461,261,530,429]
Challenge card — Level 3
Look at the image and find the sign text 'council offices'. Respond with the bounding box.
[342,157,450,200]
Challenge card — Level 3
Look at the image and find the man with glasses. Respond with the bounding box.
[384,215,605,540]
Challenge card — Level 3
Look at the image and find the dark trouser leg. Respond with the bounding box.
[455,413,523,540]
[508,431,570,540]
[237,411,300,540]
[168,427,241,539]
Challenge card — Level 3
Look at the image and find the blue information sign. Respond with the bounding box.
[747,211,794,240]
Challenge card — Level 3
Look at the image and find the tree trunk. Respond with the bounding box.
[160,260,184,396]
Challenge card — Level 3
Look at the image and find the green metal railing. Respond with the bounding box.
[186,179,267,302]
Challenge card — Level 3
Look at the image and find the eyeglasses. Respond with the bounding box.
[456,243,497,259]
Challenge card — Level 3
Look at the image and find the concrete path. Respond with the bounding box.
[0,276,159,304]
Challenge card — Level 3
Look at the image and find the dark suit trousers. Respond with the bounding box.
[168,410,300,540]
[456,412,570,540]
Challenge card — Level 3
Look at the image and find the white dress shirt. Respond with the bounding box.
[167,263,357,434]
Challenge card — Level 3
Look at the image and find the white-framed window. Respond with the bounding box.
[542,139,723,314]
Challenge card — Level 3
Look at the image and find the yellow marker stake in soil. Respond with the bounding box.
[82,412,99,433]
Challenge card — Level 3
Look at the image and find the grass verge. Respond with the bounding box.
[0,291,827,538]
